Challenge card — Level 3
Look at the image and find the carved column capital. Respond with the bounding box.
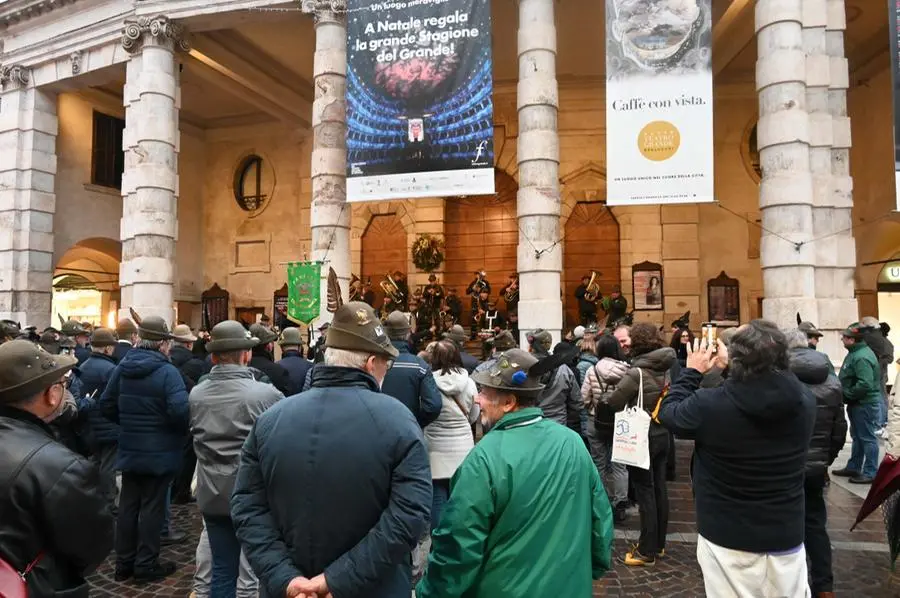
[301,0,347,23]
[122,15,190,54]
[0,64,31,90]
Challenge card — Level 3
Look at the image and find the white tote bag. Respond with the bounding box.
[611,368,651,470]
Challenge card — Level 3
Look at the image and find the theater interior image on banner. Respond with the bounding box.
[605,0,714,206]
[345,0,495,202]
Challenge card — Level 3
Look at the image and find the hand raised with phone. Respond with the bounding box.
[686,337,729,374]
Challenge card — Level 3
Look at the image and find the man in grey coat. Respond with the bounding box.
[528,329,586,440]
[190,320,283,597]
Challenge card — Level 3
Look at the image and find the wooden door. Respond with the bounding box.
[444,170,518,328]
[563,202,620,329]
[361,213,408,308]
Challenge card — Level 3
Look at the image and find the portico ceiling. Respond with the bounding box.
[75,0,891,132]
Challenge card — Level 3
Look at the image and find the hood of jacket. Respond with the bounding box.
[597,357,629,384]
[118,348,171,378]
[631,347,676,372]
[578,352,599,366]
[788,347,831,386]
[207,363,258,382]
[310,364,381,392]
[434,368,471,396]
[726,370,810,420]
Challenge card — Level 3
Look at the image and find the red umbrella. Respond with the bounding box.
[852,455,900,531]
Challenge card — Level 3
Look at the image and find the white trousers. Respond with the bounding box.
[697,535,811,598]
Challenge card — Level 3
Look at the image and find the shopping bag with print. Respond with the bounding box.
[611,368,651,470]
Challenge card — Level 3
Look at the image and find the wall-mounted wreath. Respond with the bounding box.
[412,234,445,272]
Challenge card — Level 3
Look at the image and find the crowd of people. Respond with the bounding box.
[0,304,896,598]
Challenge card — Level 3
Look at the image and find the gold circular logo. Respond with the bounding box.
[638,121,681,161]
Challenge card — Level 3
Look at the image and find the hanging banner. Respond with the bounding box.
[345,0,495,202]
[890,0,900,211]
[287,262,322,324]
[605,0,714,205]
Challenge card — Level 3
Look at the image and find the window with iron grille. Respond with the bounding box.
[91,111,125,189]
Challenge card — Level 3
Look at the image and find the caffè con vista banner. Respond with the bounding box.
[345,0,495,202]
[605,0,714,206]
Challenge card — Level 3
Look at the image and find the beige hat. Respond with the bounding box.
[325,302,398,358]
[172,324,198,343]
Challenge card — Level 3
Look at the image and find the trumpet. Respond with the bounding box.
[380,273,405,305]
[584,270,602,303]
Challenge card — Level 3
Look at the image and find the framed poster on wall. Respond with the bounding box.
[708,271,740,323]
[632,261,663,310]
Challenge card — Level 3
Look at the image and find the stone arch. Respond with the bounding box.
[560,162,608,227]
[53,237,122,326]
[351,201,415,276]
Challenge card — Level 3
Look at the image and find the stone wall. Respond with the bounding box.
[848,66,900,318]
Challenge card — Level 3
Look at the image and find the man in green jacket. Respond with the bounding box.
[833,322,882,484]
[416,349,613,598]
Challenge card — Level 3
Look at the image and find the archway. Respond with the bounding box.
[361,213,408,308]
[444,169,518,328]
[53,238,121,328]
[877,259,900,385]
[563,202,620,328]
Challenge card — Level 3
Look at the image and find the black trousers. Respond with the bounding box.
[172,436,196,501]
[116,472,173,572]
[627,433,670,556]
[805,472,833,594]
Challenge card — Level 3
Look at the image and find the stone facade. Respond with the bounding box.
[0,0,897,366]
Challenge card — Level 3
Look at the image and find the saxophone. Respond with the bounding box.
[584,270,602,302]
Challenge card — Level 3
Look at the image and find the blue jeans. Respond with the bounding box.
[847,402,880,478]
[203,515,242,598]
[431,479,450,532]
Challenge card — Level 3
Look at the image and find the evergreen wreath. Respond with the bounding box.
[412,234,445,272]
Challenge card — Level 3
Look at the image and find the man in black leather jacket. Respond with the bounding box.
[0,340,114,597]
[248,324,297,396]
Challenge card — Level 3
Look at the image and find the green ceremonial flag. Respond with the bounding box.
[287,262,321,325]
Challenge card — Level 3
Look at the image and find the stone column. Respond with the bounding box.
[817,0,858,359]
[304,1,350,325]
[0,66,57,329]
[516,0,563,346]
[118,16,188,325]
[756,0,818,328]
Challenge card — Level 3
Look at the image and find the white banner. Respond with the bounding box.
[605,0,714,206]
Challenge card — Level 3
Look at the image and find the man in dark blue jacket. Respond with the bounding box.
[381,311,442,428]
[79,327,120,513]
[232,302,431,598]
[276,327,312,391]
[114,318,139,363]
[61,320,92,365]
[100,315,189,584]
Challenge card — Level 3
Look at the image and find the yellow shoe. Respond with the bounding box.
[623,548,656,567]
[657,548,666,559]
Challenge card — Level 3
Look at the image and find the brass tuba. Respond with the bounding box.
[471,270,488,297]
[503,276,519,303]
[584,270,602,302]
[380,272,404,304]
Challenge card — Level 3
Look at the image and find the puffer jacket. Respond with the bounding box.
[231,366,431,598]
[99,348,190,475]
[534,352,584,434]
[789,348,847,477]
[608,347,677,439]
[575,352,598,387]
[79,353,120,446]
[581,357,629,433]
[428,368,477,479]
[190,364,282,516]
[0,406,114,598]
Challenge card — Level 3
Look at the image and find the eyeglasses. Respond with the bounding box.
[50,376,72,392]
[385,359,395,370]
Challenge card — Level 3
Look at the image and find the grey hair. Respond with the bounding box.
[784,328,810,350]
[861,316,879,328]
[728,320,790,382]
[137,339,166,351]
[324,347,370,369]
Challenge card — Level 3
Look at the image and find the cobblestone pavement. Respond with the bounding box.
[89,441,900,597]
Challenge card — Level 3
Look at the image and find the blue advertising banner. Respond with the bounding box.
[345,0,495,201]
